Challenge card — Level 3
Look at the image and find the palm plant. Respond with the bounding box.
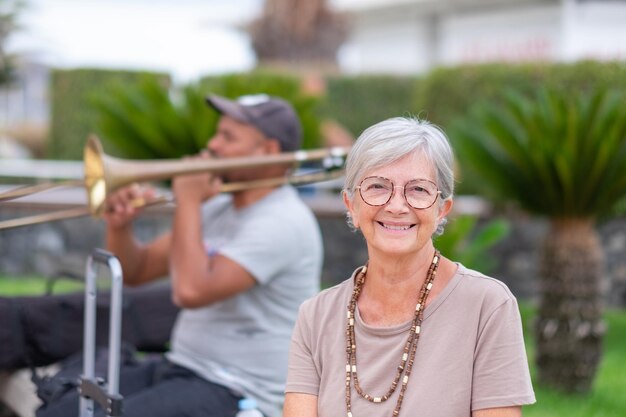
[450,88,626,393]
[435,214,510,274]
[94,79,216,159]
[94,75,322,159]
[0,0,24,86]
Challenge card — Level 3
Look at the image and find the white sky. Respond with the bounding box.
[8,0,264,83]
[7,0,365,83]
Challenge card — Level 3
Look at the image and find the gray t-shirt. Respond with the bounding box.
[286,264,536,417]
[167,185,323,417]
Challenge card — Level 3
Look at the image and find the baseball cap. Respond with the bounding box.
[205,93,303,152]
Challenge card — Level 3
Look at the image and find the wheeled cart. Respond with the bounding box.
[78,249,124,417]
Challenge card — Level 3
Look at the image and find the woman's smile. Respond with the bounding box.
[376,221,416,232]
[345,151,444,257]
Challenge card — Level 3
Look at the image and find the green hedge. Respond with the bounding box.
[48,69,170,159]
[321,75,418,137]
[411,61,626,194]
[48,61,626,167]
[413,60,626,128]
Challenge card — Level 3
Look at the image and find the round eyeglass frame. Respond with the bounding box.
[355,176,441,210]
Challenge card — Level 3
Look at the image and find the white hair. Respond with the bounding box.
[343,117,455,236]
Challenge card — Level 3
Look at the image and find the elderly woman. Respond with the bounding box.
[283,117,536,417]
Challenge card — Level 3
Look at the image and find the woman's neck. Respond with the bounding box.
[358,246,437,326]
[366,243,436,285]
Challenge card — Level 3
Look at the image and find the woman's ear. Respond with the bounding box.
[343,191,359,229]
[438,198,453,223]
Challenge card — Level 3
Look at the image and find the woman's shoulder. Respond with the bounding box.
[298,269,360,317]
[453,263,518,305]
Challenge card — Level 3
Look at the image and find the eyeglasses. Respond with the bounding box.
[356,176,441,209]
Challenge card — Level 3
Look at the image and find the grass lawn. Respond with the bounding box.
[0,275,85,296]
[519,304,626,417]
[1,276,625,416]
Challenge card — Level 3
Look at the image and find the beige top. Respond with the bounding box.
[286,264,536,417]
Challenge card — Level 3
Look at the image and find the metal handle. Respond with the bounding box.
[80,248,124,417]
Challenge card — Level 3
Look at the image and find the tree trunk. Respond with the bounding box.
[536,218,605,393]
[247,0,347,70]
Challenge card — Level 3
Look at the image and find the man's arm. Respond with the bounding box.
[103,184,170,286]
[106,225,171,286]
[283,393,318,417]
[168,170,256,308]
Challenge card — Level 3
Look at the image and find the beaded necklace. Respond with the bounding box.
[345,250,440,417]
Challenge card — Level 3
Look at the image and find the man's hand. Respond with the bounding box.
[102,183,157,229]
[173,152,223,206]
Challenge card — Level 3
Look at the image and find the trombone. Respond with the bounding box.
[0,135,349,230]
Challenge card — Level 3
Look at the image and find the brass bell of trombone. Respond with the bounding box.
[0,135,349,229]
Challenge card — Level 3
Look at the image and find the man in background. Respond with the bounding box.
[36,93,323,417]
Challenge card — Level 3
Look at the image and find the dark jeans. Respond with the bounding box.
[35,357,242,417]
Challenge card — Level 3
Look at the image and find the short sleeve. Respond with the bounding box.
[472,297,536,410]
[285,302,320,395]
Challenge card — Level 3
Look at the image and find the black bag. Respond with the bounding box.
[32,343,139,406]
[0,282,179,370]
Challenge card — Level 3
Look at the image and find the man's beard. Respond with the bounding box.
[220,168,261,184]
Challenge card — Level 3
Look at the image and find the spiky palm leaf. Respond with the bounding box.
[94,75,322,160]
[450,88,626,393]
[434,215,510,274]
[95,79,215,159]
[0,0,24,86]
[452,88,626,218]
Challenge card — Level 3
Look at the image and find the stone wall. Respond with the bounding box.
[486,212,626,308]
[1,203,625,307]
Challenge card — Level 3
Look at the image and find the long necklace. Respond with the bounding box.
[345,250,440,417]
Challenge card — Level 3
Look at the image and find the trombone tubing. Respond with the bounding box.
[0,179,84,202]
[84,135,349,215]
[0,169,345,230]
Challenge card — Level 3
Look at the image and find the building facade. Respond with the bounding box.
[334,0,626,74]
